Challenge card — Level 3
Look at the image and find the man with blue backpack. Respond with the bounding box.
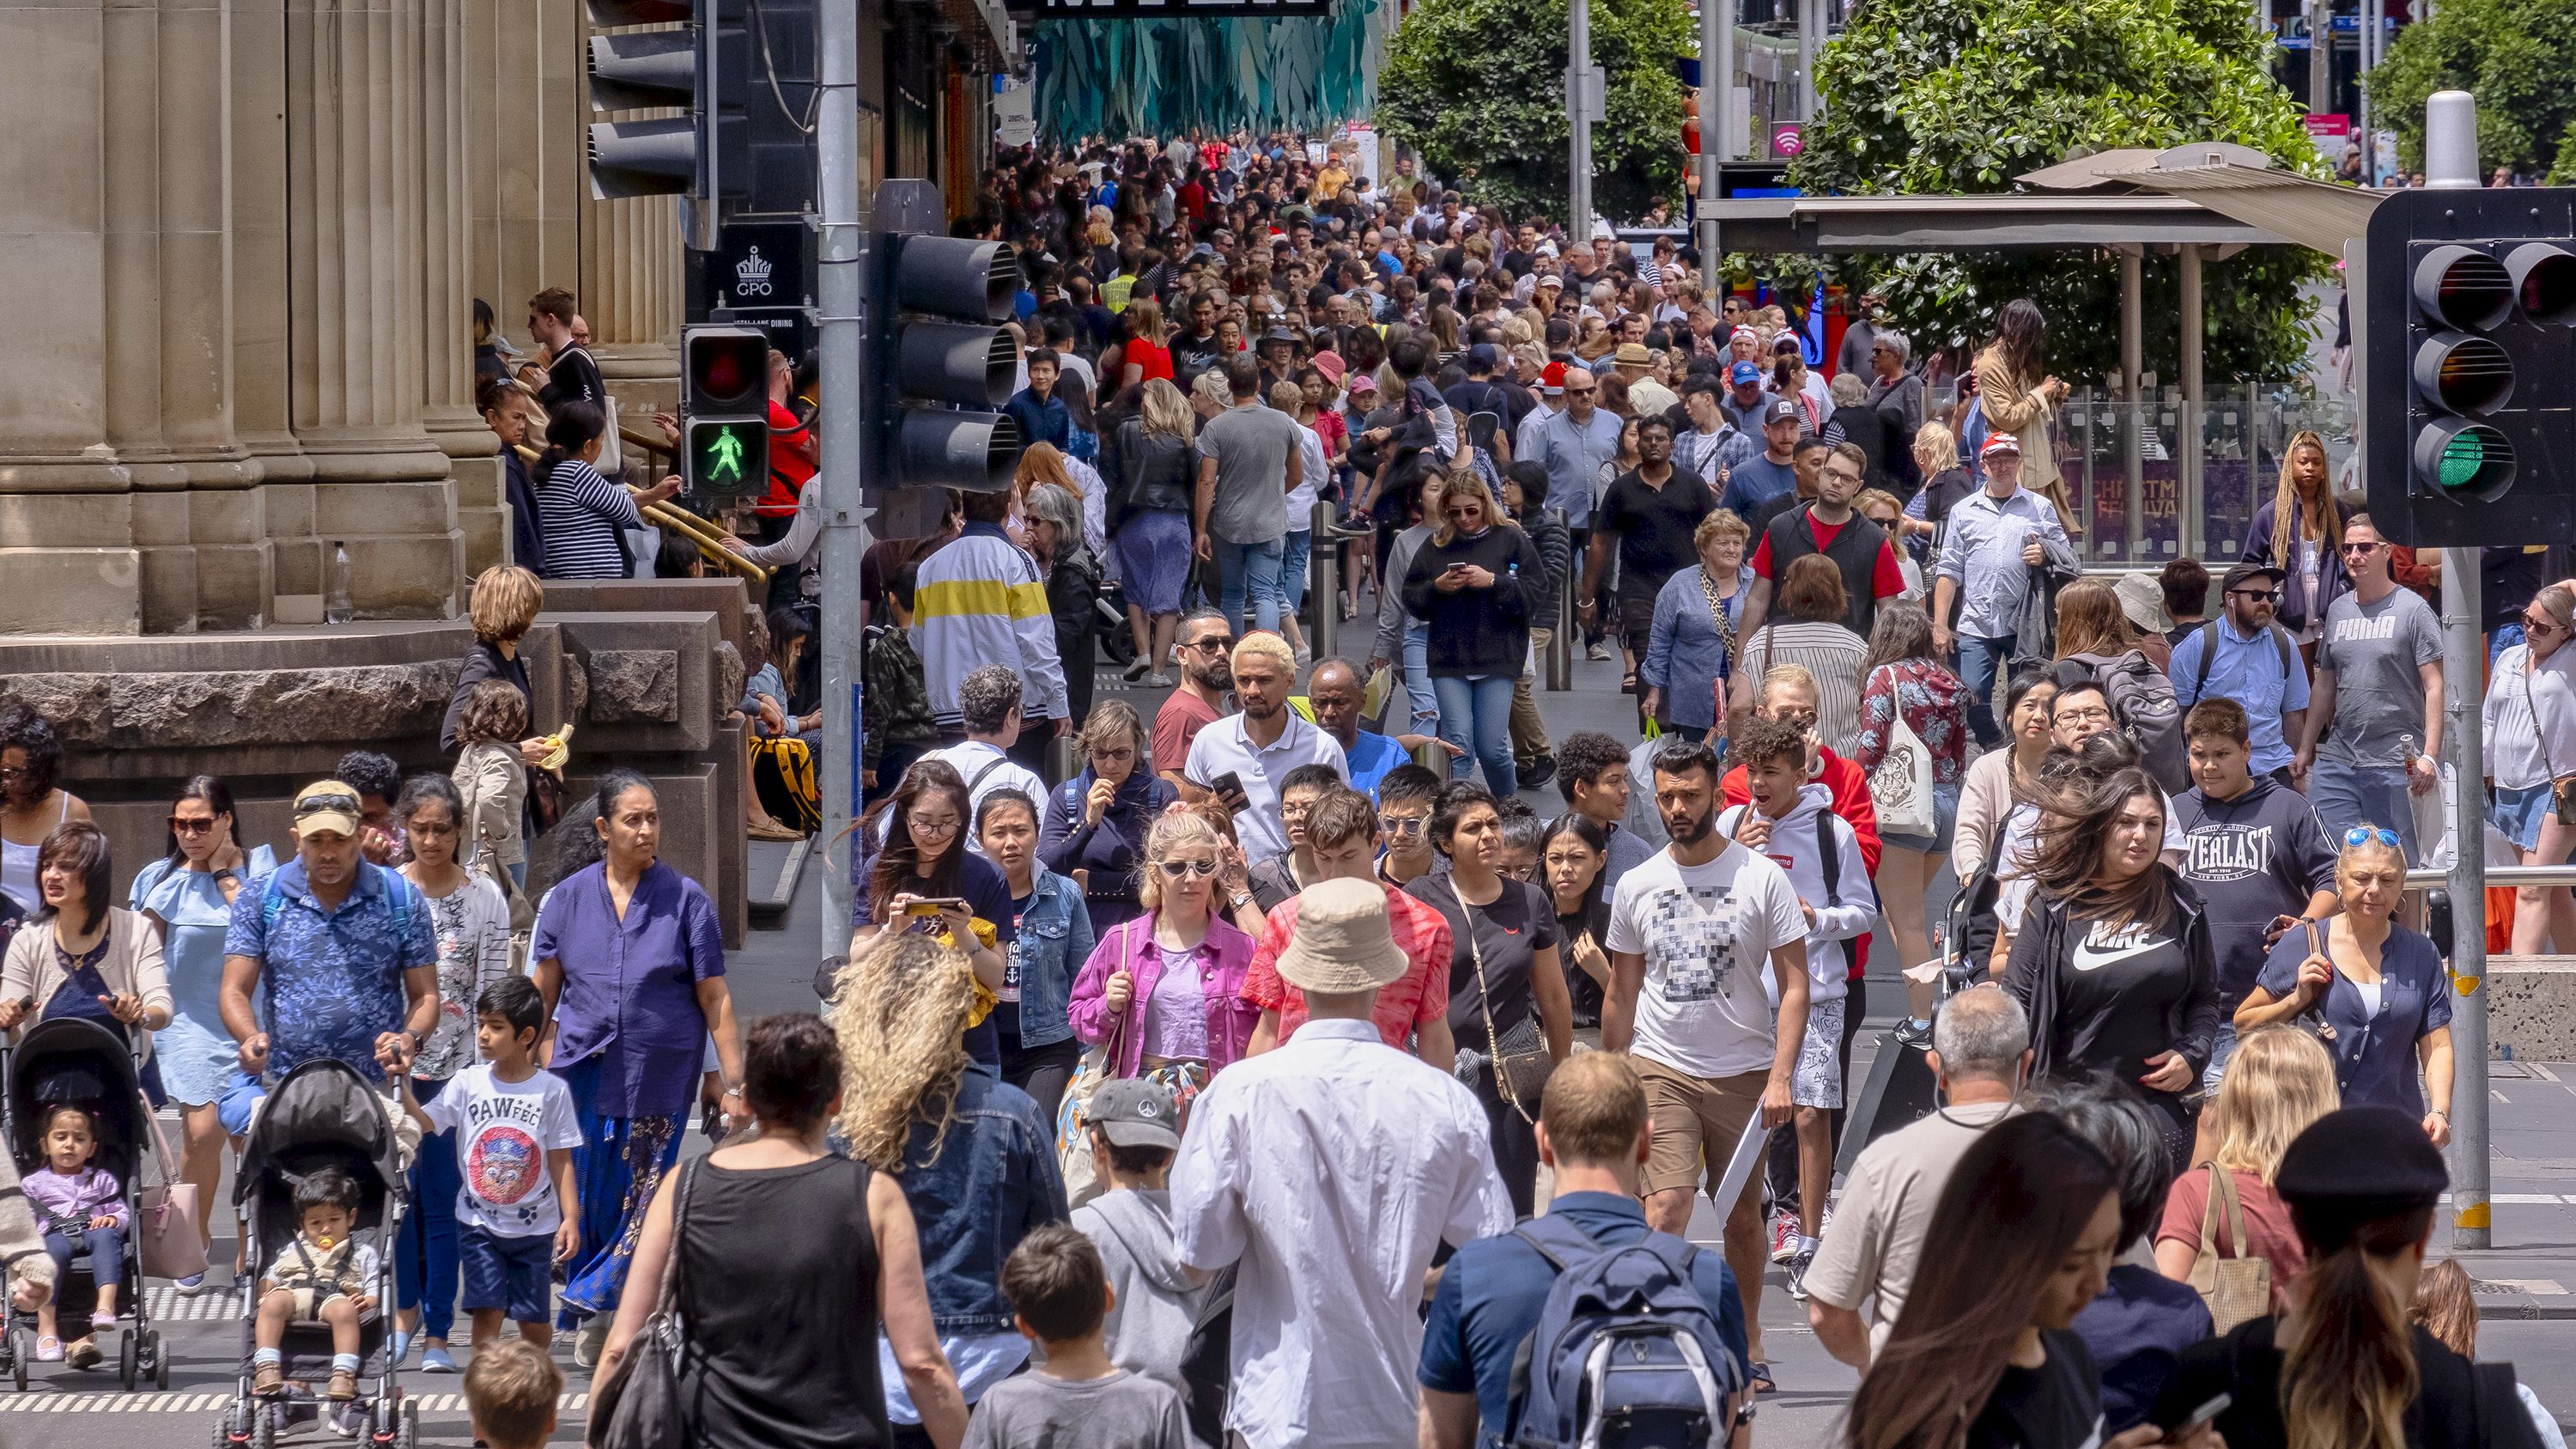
[220,778,440,1086]
[1418,1053,1751,1449]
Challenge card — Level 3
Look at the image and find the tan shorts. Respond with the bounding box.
[1636,1056,1768,1204]
[274,1285,355,1322]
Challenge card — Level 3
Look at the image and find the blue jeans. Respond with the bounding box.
[1433,675,1519,799]
[1278,528,1312,615]
[1956,630,2016,747]
[2308,757,2420,864]
[395,1074,461,1340]
[1213,537,1285,634]
[45,1223,125,1288]
[1403,622,1441,733]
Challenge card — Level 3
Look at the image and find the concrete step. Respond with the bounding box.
[747,834,812,927]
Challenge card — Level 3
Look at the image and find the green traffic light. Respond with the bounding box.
[2438,430,2485,490]
[702,426,746,484]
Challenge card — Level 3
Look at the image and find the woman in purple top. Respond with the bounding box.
[530,770,742,1357]
[1065,812,1258,1089]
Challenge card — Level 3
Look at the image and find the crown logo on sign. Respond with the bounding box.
[736,247,774,297]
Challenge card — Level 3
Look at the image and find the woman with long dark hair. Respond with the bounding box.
[2157,1105,2530,1449]
[1401,470,1542,797]
[848,759,1013,1073]
[0,703,90,916]
[1846,1113,2143,1449]
[2243,429,2347,654]
[1541,813,1612,1026]
[1852,600,1968,1016]
[532,400,678,580]
[1972,298,2078,535]
[2003,768,2219,1166]
[1953,669,2060,881]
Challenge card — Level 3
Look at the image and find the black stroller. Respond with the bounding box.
[1837,868,1998,1175]
[215,1057,416,1449]
[0,1015,171,1392]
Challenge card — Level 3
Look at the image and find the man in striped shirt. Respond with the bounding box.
[913,488,1071,772]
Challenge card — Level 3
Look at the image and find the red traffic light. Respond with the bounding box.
[684,326,769,414]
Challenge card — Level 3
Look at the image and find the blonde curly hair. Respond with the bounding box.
[829,930,975,1172]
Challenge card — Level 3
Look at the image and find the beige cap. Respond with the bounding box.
[290,780,363,839]
[1273,878,1410,995]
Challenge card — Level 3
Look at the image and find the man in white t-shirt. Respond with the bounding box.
[1601,734,1809,1383]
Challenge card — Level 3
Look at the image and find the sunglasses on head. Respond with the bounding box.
[2343,826,2402,850]
[294,792,361,820]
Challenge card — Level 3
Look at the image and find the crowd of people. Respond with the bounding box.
[0,126,2564,1449]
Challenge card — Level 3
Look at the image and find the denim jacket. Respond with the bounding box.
[1009,868,1094,1050]
[895,1069,1069,1334]
[1066,910,1261,1076]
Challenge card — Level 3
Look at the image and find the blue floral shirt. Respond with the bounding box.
[224,861,436,1084]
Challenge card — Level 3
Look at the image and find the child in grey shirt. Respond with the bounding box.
[964,1224,1187,1449]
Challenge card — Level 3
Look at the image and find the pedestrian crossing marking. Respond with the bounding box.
[0,1391,589,1415]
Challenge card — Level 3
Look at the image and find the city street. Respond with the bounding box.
[15,645,2576,1448]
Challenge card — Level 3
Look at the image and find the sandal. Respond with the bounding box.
[255,1362,286,1397]
[33,1336,61,1363]
[1747,1361,1776,1394]
[326,1368,359,1402]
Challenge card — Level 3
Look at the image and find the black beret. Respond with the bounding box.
[2275,1105,2448,1217]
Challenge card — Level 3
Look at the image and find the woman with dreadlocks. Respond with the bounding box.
[829,930,1070,1440]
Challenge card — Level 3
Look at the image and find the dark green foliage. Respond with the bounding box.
[2365,0,2576,181]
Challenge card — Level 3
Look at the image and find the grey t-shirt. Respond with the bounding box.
[961,1367,1188,1449]
[1196,403,1304,545]
[2318,585,2443,768]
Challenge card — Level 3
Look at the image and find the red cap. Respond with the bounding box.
[1540,361,1568,394]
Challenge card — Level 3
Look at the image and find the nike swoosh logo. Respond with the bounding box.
[2071,940,2166,972]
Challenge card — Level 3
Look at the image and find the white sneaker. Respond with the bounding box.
[574,1315,609,1370]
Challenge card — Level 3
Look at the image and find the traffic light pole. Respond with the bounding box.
[2426,88,2492,1251]
[1568,0,1593,240]
[816,0,865,959]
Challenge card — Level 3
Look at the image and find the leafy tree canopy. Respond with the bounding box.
[1785,0,2327,382]
[1379,0,1692,224]
[2366,0,2576,182]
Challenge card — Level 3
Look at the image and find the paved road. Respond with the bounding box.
[21,642,2576,1446]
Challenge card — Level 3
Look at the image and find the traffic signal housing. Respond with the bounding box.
[584,0,748,203]
[864,179,1023,495]
[683,324,770,497]
[2362,187,2576,547]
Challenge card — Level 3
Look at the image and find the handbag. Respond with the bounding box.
[589,1159,701,1449]
[1056,927,1138,1208]
[134,1096,205,1282]
[1866,668,1937,838]
[1453,876,1552,1120]
[2293,919,2340,1049]
[2185,1165,2273,1334]
[2520,654,2576,825]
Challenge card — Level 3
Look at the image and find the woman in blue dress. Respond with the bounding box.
[126,775,270,1294]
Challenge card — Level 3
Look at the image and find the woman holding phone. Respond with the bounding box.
[1401,471,1541,798]
[847,759,1013,1073]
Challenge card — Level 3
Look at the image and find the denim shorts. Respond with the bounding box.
[2492,781,2558,853]
[1882,781,1962,855]
[459,1223,554,1325]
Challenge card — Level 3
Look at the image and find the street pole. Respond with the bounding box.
[816,0,866,959]
[2425,87,2490,1251]
[1697,0,1724,275]
[1569,0,1593,240]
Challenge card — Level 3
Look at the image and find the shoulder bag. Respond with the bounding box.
[1695,566,1740,669]
[1866,666,1938,839]
[1056,922,1139,1207]
[2186,1165,2272,1335]
[134,1096,205,1282]
[2521,653,2576,825]
[1454,875,1552,1120]
[2293,919,2341,1050]
[588,1159,702,1449]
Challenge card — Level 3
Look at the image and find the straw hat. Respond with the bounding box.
[1273,878,1409,994]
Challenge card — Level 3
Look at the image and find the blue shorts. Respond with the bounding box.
[2491,782,2557,853]
[459,1223,555,1325]
[1882,781,1962,855]
[2200,1020,2239,1098]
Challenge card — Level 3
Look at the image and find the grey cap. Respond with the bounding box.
[1086,1077,1182,1150]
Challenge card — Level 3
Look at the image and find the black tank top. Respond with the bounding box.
[677,1154,888,1449]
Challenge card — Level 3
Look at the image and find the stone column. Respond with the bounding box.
[585,192,684,477]
[285,0,463,618]
[419,0,506,575]
[465,0,584,358]
[234,0,320,614]
[0,1,141,633]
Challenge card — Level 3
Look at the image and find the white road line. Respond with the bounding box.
[0,1389,591,1414]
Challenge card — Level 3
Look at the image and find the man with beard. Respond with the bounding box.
[1181,633,1347,862]
[1600,735,1810,1392]
[1153,609,1235,794]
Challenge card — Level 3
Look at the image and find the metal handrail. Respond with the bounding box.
[2405,866,2576,889]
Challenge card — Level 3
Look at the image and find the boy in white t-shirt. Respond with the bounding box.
[398,975,583,1353]
[1601,734,1810,1384]
[1716,715,1874,1292]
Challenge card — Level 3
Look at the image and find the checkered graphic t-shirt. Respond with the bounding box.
[1605,843,1807,1080]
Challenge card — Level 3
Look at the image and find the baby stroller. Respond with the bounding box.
[1837,870,1996,1175]
[215,1057,417,1449]
[0,1015,170,1391]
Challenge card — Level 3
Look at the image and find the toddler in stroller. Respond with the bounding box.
[253,1167,378,1401]
[24,1104,123,1367]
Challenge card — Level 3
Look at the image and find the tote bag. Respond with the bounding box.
[1868,708,1937,839]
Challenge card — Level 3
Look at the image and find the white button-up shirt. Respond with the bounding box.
[1932,484,2071,641]
[1172,1017,1513,1449]
[1182,710,1348,861]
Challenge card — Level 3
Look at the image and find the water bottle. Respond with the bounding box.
[325,541,353,624]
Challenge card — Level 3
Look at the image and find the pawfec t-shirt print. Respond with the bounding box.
[422,1062,585,1237]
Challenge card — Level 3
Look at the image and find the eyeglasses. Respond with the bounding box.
[168,817,220,836]
[0,766,26,782]
[1379,813,1426,837]
[908,815,962,836]
[1157,857,1222,878]
[2228,588,2282,604]
[2343,826,2402,849]
[2055,706,2113,724]
[1565,387,1596,396]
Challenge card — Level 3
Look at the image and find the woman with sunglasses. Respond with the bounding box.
[2238,826,2455,1141]
[2484,583,2576,957]
[1066,812,1258,1090]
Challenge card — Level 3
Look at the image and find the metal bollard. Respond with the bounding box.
[1310,497,1338,663]
[1546,575,1573,691]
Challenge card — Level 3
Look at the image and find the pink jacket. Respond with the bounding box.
[1066,910,1260,1077]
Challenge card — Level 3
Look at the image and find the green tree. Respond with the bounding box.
[1378,0,1691,223]
[1787,0,2326,382]
[2365,0,2576,180]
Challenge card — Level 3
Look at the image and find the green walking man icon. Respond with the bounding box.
[705,426,746,484]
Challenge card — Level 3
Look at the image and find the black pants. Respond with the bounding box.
[1472,1062,1540,1220]
[1001,1034,1083,1127]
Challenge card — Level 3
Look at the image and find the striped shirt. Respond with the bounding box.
[536,458,641,579]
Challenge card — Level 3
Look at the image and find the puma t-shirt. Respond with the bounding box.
[2055,917,2194,1088]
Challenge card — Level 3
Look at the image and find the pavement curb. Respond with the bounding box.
[2477,1294,2576,1321]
